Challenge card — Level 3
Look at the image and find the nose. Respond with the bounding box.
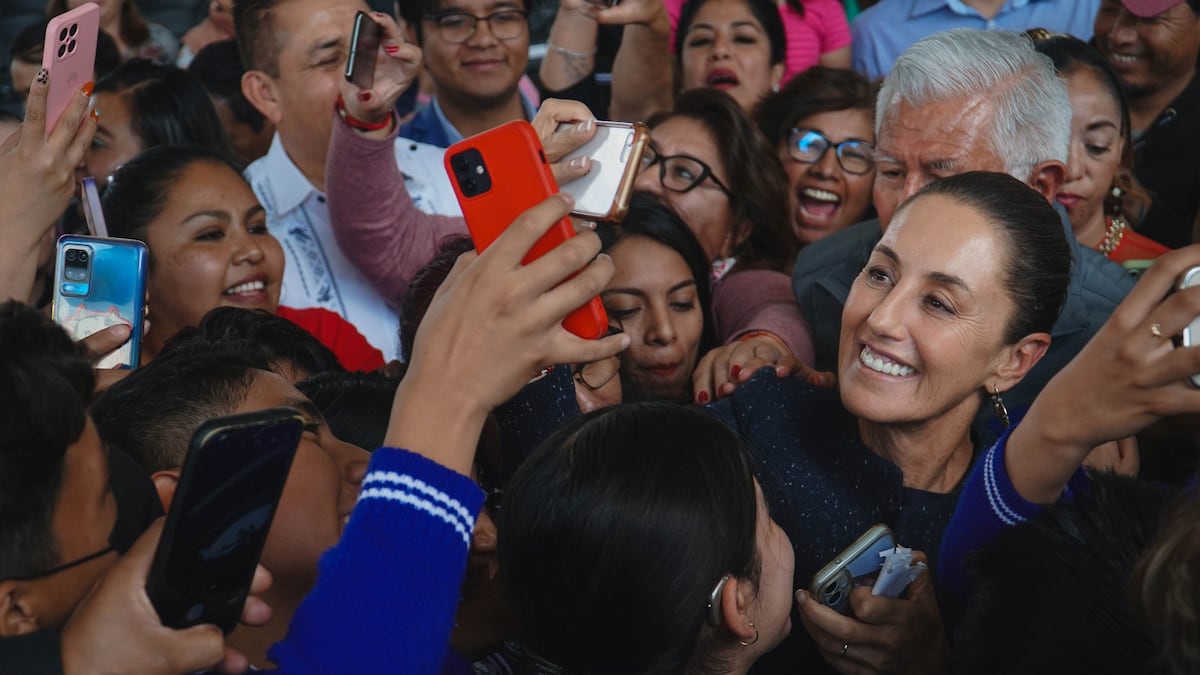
[232,228,266,265]
[1107,8,1137,45]
[710,32,732,59]
[864,282,910,342]
[808,146,839,179]
[635,164,663,196]
[643,302,677,346]
[1064,140,1084,182]
[331,438,370,492]
[465,16,499,47]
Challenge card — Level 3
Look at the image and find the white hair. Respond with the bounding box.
[877,29,1071,179]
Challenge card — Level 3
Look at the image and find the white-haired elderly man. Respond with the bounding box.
[792,28,1134,428]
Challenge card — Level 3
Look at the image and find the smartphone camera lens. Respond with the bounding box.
[65,249,77,263]
[59,27,69,41]
[451,148,492,198]
[67,39,77,53]
[57,43,67,59]
[77,250,88,263]
[69,23,78,37]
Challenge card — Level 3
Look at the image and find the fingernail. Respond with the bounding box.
[80,81,94,97]
[90,108,99,121]
[730,365,741,379]
[36,69,48,85]
[698,390,710,403]
[113,324,132,338]
[569,156,588,170]
[575,118,594,133]
[357,90,372,102]
[796,589,808,605]
[384,45,400,54]
[579,219,596,230]
[559,192,575,207]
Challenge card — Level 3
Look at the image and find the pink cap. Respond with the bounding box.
[1120,0,1187,17]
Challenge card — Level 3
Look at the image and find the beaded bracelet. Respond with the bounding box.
[737,329,790,352]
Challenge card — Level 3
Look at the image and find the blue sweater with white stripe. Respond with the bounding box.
[268,447,485,674]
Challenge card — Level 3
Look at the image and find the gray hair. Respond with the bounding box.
[877,29,1071,179]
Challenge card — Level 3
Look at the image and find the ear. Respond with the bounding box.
[241,70,283,127]
[718,574,756,644]
[992,332,1051,393]
[769,62,785,92]
[151,469,181,512]
[0,581,40,637]
[1026,160,1066,204]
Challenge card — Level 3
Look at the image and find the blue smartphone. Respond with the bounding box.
[52,235,148,369]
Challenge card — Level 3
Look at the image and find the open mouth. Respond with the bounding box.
[1109,52,1140,65]
[859,345,915,377]
[705,68,740,89]
[798,187,842,221]
[224,279,266,296]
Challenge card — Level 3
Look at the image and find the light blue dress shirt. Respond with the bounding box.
[851,0,1101,79]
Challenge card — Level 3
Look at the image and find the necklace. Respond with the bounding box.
[1097,216,1127,257]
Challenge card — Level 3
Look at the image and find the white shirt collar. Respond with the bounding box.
[258,133,322,217]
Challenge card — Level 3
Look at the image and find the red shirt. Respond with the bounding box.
[277,305,386,372]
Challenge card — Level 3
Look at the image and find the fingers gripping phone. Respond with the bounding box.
[53,235,147,369]
[559,121,649,222]
[42,4,99,136]
[146,408,303,633]
[1177,266,1200,388]
[346,10,383,89]
[809,524,896,615]
[445,120,609,339]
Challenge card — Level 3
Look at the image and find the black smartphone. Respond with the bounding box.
[145,408,303,633]
[345,10,382,89]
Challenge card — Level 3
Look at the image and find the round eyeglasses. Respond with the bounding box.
[640,144,732,196]
[422,9,529,44]
[787,128,875,175]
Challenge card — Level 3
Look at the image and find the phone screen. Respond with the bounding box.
[346,11,382,89]
[149,410,302,632]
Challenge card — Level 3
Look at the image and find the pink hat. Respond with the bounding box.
[1120,0,1187,17]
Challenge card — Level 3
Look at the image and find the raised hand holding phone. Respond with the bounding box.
[338,11,421,135]
[42,4,100,137]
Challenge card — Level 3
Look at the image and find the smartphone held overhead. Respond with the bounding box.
[346,10,383,89]
[445,120,608,340]
[42,3,99,136]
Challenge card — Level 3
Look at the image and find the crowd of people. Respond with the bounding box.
[2,0,1200,673]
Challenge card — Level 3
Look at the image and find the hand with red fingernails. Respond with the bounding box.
[337,12,423,138]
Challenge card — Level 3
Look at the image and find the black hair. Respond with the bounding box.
[1031,33,1152,222]
[103,145,246,254]
[233,0,285,76]
[754,66,879,146]
[649,88,796,273]
[597,191,717,355]
[188,38,267,134]
[399,235,476,363]
[0,301,95,580]
[1131,492,1200,675]
[91,345,268,473]
[296,371,400,451]
[94,59,234,161]
[675,0,786,67]
[500,402,761,674]
[899,172,1071,343]
[162,307,344,381]
[953,472,1171,675]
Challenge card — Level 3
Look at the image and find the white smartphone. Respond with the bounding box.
[559,121,649,222]
[1177,266,1200,388]
[808,524,896,614]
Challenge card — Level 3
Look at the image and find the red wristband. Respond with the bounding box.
[335,95,393,132]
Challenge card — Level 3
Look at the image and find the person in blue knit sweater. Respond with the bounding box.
[58,192,629,674]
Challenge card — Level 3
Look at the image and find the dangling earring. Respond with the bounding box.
[991,385,1009,428]
[738,621,760,647]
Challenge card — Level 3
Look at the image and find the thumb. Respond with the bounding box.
[167,623,227,673]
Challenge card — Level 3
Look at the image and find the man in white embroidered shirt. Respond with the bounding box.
[233,0,459,360]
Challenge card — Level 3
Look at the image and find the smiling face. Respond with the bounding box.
[778,109,876,245]
[1057,68,1124,241]
[1094,0,1200,99]
[233,370,368,592]
[634,117,737,260]
[837,194,1021,427]
[421,0,529,108]
[873,96,1007,229]
[679,0,783,112]
[603,236,705,402]
[142,160,284,354]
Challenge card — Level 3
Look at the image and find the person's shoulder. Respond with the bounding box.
[795,219,880,277]
[720,368,845,425]
[852,0,910,28]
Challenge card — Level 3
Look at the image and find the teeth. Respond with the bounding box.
[859,346,914,377]
[224,280,265,295]
[802,187,841,203]
[1111,54,1138,63]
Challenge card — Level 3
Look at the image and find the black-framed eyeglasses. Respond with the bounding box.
[787,128,875,175]
[422,9,529,43]
[640,144,732,196]
[5,545,115,582]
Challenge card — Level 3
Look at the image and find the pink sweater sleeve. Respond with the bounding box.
[711,269,815,366]
[326,114,467,306]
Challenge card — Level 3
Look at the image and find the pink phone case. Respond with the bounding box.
[42,4,100,136]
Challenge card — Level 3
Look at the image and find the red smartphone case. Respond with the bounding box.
[445,120,608,339]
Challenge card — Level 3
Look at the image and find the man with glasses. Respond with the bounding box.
[396,0,536,148]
